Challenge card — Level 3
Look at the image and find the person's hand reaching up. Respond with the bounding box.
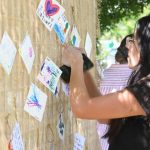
[62,44,83,68]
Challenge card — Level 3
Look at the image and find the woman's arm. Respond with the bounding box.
[70,62,146,120]
[84,71,100,97]
[84,71,110,123]
[62,45,146,120]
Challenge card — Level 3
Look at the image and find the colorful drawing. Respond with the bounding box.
[54,81,60,97]
[27,86,42,110]
[38,57,62,94]
[29,47,33,57]
[72,35,76,46]
[19,35,35,74]
[53,14,70,44]
[36,0,65,31]
[73,133,85,150]
[64,22,69,33]
[45,0,60,16]
[70,26,81,47]
[24,83,47,122]
[0,32,17,75]
[85,32,92,58]
[11,123,24,150]
[57,113,65,140]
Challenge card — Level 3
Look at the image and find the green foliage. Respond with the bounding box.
[99,5,150,40]
[98,0,150,35]
[96,2,150,72]
[96,37,110,70]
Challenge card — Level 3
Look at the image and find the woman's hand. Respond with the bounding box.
[62,44,84,67]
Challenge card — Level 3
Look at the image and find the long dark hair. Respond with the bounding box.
[105,15,150,144]
[115,34,133,64]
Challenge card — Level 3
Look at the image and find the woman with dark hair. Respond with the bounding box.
[97,34,133,150]
[115,34,133,64]
[62,15,150,150]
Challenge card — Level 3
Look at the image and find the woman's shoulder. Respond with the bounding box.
[127,73,150,98]
[126,73,150,118]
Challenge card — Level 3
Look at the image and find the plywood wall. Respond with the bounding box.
[0,0,100,149]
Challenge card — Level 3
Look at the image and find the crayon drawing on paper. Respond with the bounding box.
[57,113,65,140]
[73,133,86,150]
[24,83,47,122]
[38,57,62,94]
[54,14,70,44]
[70,26,81,47]
[11,123,24,150]
[19,35,35,74]
[0,32,17,75]
[36,0,65,31]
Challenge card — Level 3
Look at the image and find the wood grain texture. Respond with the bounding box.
[0,0,100,149]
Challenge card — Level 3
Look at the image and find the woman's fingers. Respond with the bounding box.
[62,44,84,66]
[62,44,85,53]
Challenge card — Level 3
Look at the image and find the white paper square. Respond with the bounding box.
[73,133,85,150]
[11,123,24,150]
[24,83,47,122]
[0,32,17,75]
[70,26,81,47]
[85,32,92,58]
[36,0,65,31]
[19,35,35,74]
[37,57,62,94]
[62,82,69,96]
[53,14,70,44]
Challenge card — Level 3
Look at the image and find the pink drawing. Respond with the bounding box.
[29,47,32,58]
[45,0,60,16]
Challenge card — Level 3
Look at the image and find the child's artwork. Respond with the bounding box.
[38,57,62,94]
[70,26,81,47]
[57,113,65,141]
[85,32,92,58]
[53,14,70,44]
[62,82,69,96]
[24,83,47,122]
[54,81,60,97]
[0,32,17,75]
[36,0,65,31]
[19,35,35,74]
[73,133,86,150]
[11,123,24,150]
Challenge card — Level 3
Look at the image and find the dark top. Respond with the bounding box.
[109,74,150,150]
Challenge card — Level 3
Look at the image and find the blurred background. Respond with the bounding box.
[96,0,150,76]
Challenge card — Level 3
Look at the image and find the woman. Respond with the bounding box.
[115,34,133,64]
[62,15,150,150]
[97,34,133,150]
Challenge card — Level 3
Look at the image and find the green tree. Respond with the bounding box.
[96,1,150,73]
[98,0,150,35]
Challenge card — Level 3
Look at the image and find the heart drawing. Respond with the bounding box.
[45,0,60,16]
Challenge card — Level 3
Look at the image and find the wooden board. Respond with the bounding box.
[0,0,100,149]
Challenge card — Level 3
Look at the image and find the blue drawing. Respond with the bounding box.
[27,85,42,110]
